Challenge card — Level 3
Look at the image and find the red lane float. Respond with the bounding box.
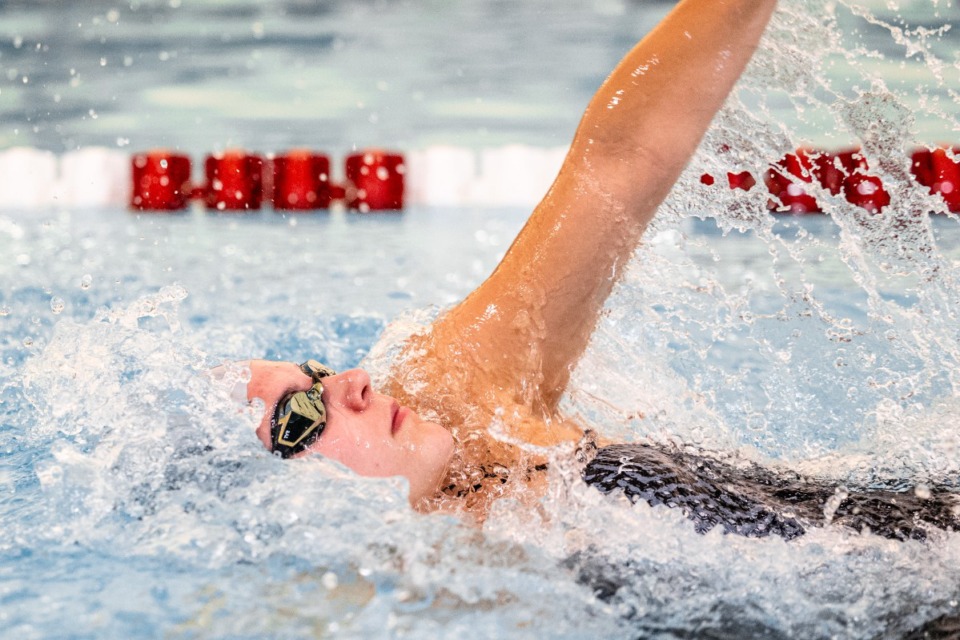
[130,150,192,211]
[345,150,405,211]
[704,147,893,214]
[271,150,332,210]
[130,146,958,214]
[129,148,406,212]
[204,151,264,211]
[700,171,756,191]
[727,171,756,191]
[931,147,960,212]
[765,150,819,213]
[843,173,890,213]
[911,149,935,188]
[911,146,960,212]
[764,148,884,213]
[833,149,890,213]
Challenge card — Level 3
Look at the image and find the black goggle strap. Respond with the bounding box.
[300,359,336,383]
[272,360,337,458]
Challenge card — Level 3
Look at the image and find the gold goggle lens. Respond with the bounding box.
[270,360,336,458]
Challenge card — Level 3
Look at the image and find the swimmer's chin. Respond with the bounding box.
[410,451,456,512]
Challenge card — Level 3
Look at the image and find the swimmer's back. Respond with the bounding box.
[583,443,959,541]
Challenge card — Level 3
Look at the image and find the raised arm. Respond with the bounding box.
[415,0,777,420]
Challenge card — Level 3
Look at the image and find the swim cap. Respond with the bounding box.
[271,360,337,458]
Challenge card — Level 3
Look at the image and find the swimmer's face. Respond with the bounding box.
[246,360,454,507]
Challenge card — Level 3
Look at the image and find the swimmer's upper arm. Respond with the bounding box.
[426,0,778,413]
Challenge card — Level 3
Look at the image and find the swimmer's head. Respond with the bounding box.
[246,359,455,506]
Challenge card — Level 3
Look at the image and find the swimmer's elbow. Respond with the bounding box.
[569,134,685,211]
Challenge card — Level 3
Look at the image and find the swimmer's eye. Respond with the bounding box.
[270,360,336,459]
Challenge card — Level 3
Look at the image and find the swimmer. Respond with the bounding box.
[236,0,959,541]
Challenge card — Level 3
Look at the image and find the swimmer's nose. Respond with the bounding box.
[328,368,373,413]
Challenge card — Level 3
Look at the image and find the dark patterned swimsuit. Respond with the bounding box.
[582,443,959,541]
[577,443,960,638]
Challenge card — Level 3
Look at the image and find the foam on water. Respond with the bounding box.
[3,0,960,638]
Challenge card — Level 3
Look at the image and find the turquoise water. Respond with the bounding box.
[4,0,960,638]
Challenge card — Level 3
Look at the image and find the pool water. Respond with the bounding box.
[3,206,960,638]
[4,0,960,638]
[0,0,956,153]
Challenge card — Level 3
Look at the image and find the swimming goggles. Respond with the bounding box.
[271,359,337,458]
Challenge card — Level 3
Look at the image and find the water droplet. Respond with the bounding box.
[80,274,93,290]
[321,572,338,590]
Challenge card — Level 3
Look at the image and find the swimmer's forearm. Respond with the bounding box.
[428,0,777,414]
[575,0,778,213]
[515,0,777,380]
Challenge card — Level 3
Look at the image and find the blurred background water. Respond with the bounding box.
[0,0,956,154]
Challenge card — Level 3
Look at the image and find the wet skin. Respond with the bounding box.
[247,360,455,506]
[239,0,778,516]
